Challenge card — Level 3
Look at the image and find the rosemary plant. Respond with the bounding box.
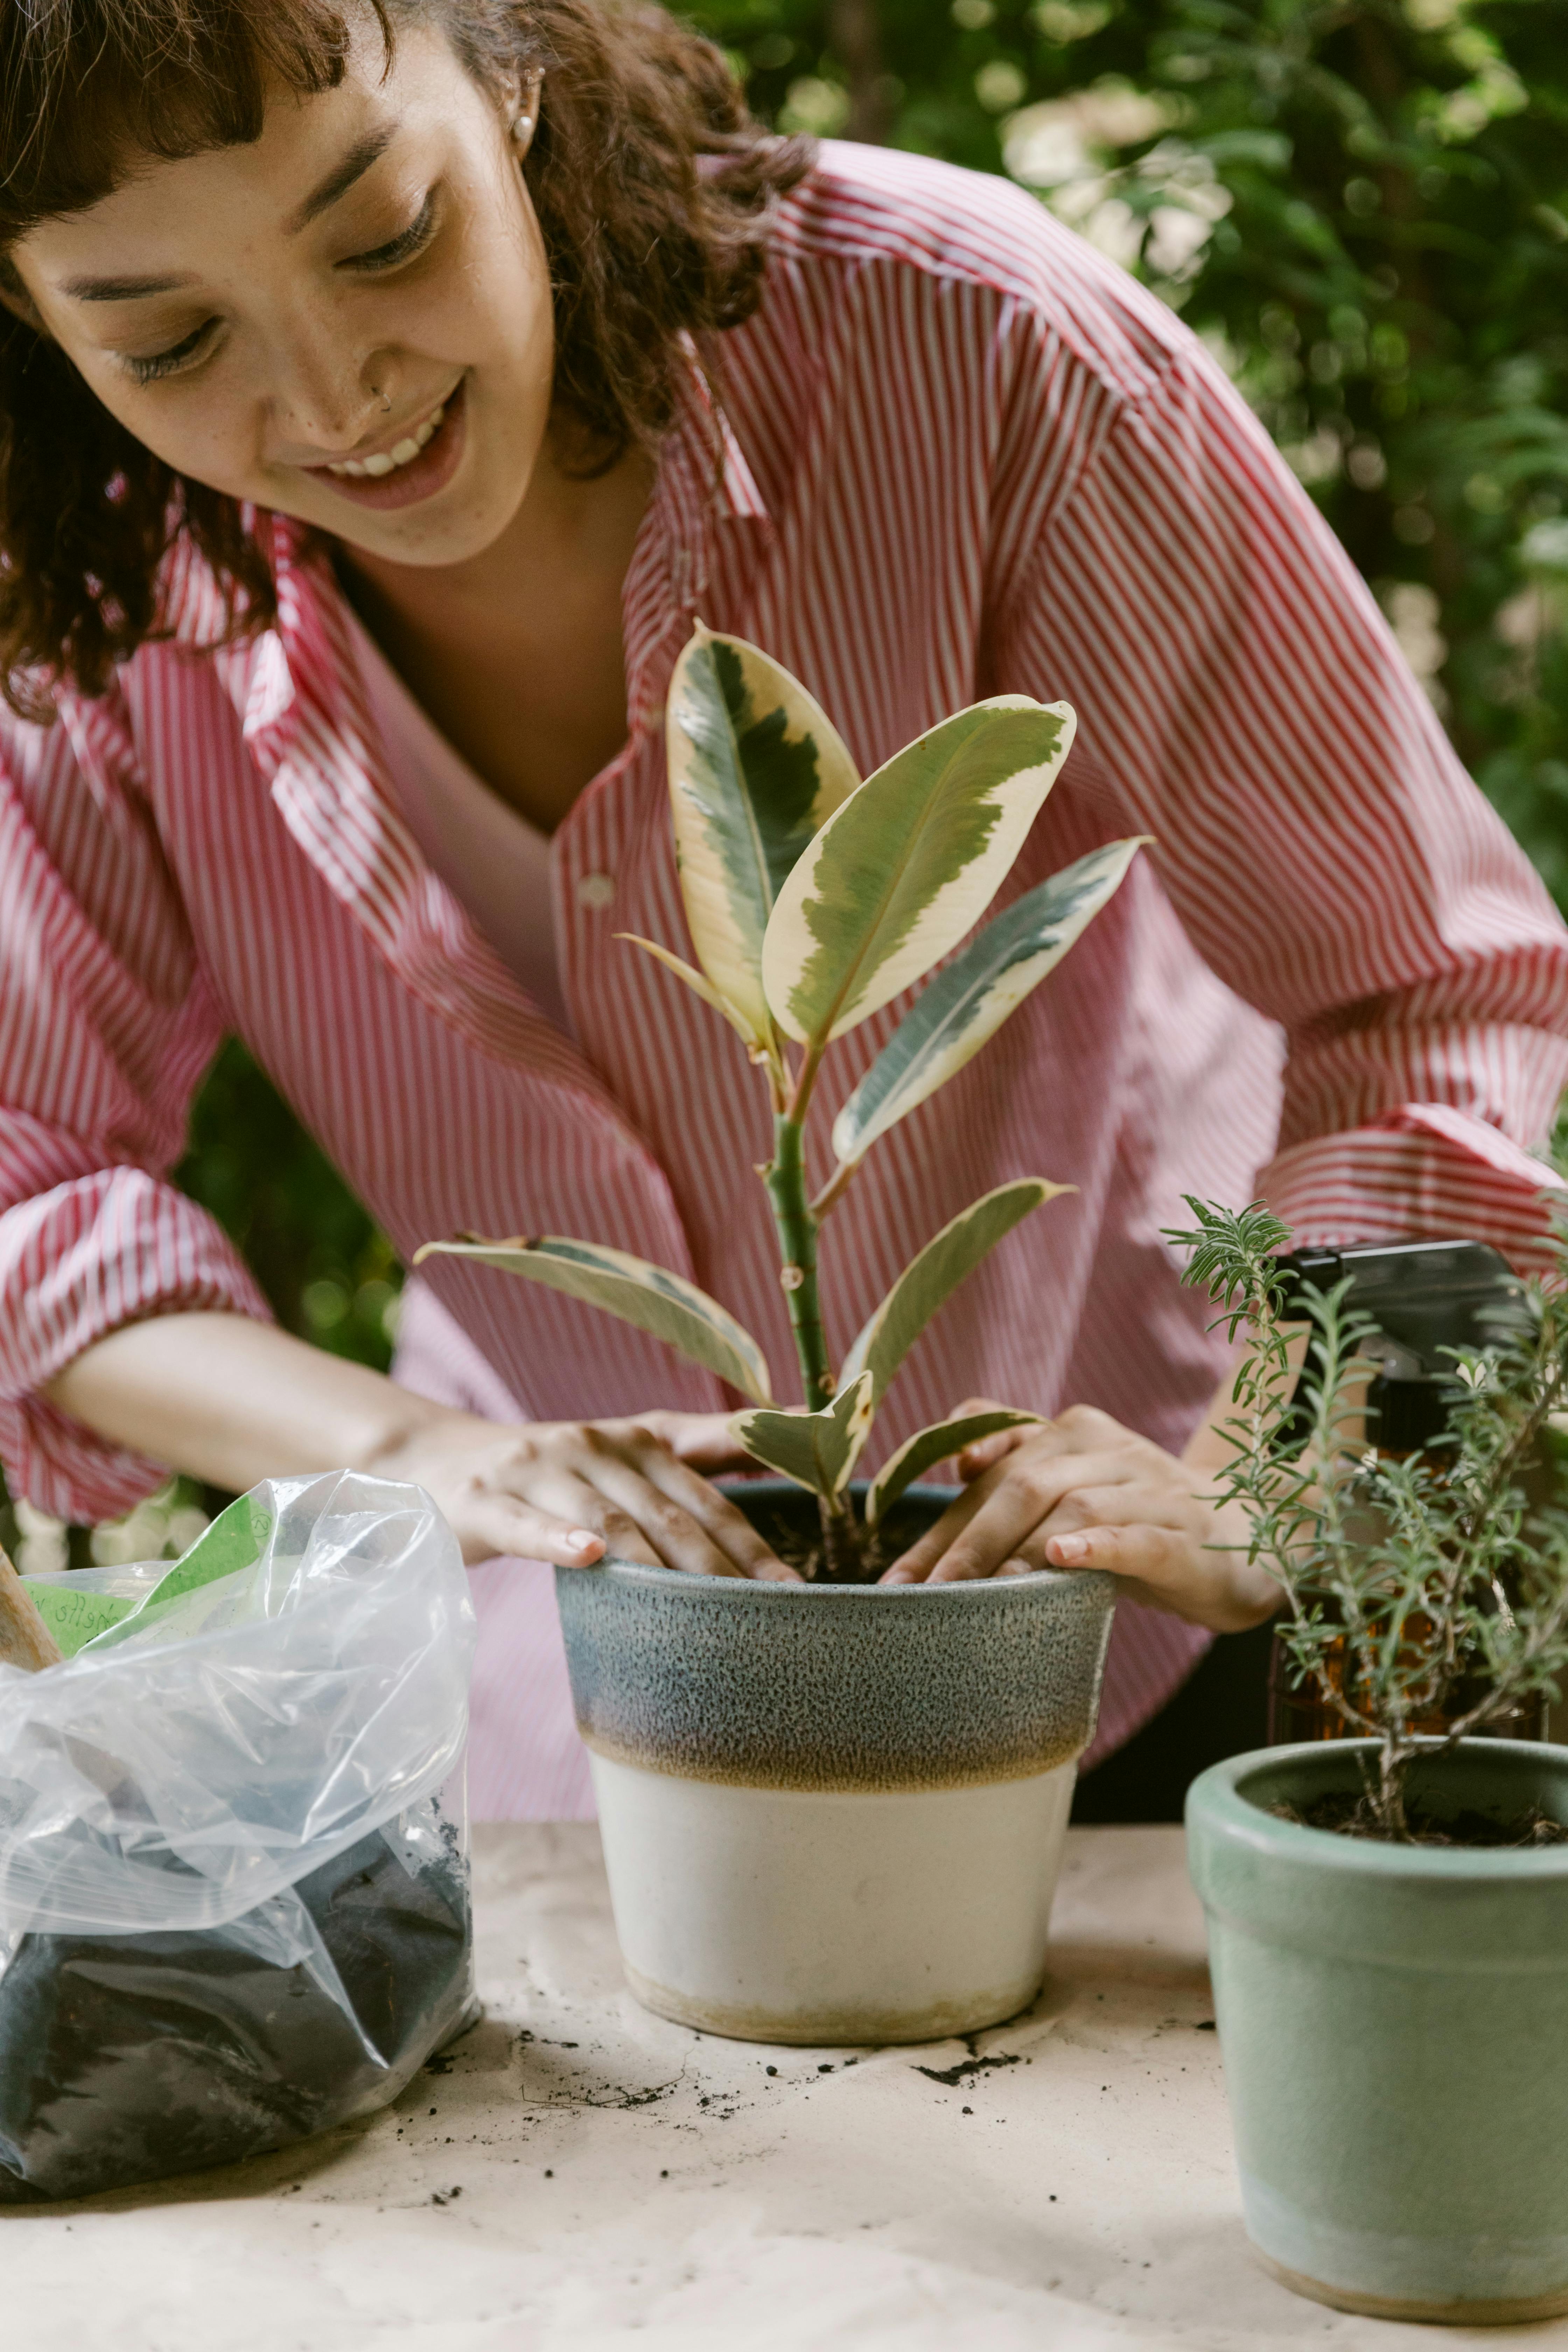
[421,624,1144,1576]
[1171,1199,1568,1838]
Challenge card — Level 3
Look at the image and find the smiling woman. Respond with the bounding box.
[0,0,806,711]
[0,0,1565,1826]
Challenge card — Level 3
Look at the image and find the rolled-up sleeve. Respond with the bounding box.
[0,695,271,1521]
[994,327,1568,1272]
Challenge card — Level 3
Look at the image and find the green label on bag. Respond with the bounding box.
[149,1493,273,1606]
[21,1494,275,1660]
[26,1585,139,1658]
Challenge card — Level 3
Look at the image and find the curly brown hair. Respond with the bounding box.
[0,0,811,718]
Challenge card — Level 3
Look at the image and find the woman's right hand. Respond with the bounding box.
[367,1409,798,1581]
[44,1314,792,1581]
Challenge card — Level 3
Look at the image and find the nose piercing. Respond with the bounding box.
[370,384,392,413]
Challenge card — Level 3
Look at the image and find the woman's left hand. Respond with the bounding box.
[877,1399,1280,1631]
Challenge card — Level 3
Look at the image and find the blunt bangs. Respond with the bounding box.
[0,0,811,716]
[0,2,389,244]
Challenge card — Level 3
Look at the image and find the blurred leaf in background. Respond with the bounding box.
[6,0,1568,1555]
[709,0,1568,902]
[1,1477,215,1579]
[177,1039,403,1373]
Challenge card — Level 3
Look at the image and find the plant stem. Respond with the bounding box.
[785,1038,825,1126]
[762,1112,857,1571]
[764,1115,834,1408]
[1378,1737,1410,1841]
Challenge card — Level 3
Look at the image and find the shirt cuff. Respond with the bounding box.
[0,1168,273,1524]
[1258,1104,1565,1277]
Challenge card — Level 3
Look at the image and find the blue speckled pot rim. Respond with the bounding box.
[571,1556,1108,1605]
[555,1480,1118,1791]
[579,1479,1114,1611]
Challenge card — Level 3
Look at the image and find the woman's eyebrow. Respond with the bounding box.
[285,125,397,235]
[58,124,400,302]
[62,270,194,303]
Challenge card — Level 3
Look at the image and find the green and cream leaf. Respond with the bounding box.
[413,1234,772,1404]
[729,1371,875,1503]
[839,1180,1071,1406]
[832,838,1149,1167]
[760,697,1076,1046]
[666,625,860,1044]
[616,933,758,1046]
[866,1409,1042,1528]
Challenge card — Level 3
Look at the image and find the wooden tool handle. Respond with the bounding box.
[0,1544,65,1672]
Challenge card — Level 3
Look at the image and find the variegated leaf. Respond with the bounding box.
[761,697,1076,1046]
[832,838,1148,1167]
[667,625,860,1044]
[616,933,758,1046]
[413,1234,772,1403]
[839,1179,1070,1407]
[867,1409,1042,1529]
[729,1370,875,1502]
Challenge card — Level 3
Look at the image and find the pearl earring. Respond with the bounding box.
[510,68,545,152]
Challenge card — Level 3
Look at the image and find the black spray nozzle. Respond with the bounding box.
[1271,1239,1533,1385]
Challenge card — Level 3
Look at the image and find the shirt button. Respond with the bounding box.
[576,872,615,911]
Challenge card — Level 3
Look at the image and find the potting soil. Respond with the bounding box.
[734,1487,947,1584]
[0,1812,472,2204]
[1271,1793,1568,1846]
[0,1471,479,2206]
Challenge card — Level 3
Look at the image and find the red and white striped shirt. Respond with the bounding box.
[3,142,1566,1773]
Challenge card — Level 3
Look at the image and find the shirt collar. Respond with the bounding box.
[225,335,775,776]
[187,355,771,1127]
[662,331,771,540]
[180,329,771,656]
[623,335,773,733]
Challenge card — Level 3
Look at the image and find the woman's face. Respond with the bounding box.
[7,17,554,569]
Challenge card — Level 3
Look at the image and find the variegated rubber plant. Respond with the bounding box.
[418,625,1145,1576]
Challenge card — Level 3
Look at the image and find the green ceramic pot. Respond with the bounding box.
[1187,1738,1568,2324]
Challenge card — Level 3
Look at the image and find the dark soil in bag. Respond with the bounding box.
[0,1820,472,2204]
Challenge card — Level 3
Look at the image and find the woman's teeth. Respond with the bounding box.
[326,404,444,479]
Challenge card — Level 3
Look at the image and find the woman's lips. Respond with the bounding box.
[306,378,468,512]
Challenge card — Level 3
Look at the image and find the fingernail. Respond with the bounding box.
[567,1530,601,1553]
[1050,1535,1087,1564]
[880,1567,914,1586]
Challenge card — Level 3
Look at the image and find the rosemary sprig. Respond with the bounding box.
[1168,1199,1568,1839]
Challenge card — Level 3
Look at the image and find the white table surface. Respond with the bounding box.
[7,1820,1567,2352]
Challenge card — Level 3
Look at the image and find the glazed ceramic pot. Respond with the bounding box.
[1187,1738,1568,2325]
[555,1482,1115,2045]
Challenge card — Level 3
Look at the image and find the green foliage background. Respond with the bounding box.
[733,0,1568,879]
[7,0,1568,1552]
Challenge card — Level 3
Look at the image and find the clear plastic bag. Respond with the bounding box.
[0,1471,478,2202]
